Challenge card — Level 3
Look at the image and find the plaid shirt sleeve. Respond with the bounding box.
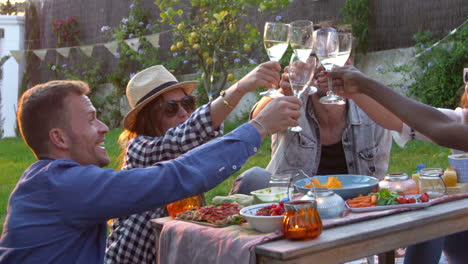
[105,103,223,263]
[123,103,223,169]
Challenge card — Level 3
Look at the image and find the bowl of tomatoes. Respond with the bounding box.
[239,202,285,233]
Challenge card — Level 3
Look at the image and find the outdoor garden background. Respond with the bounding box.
[0,0,466,233]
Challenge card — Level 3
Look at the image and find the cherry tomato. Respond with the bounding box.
[395,196,407,204]
[419,192,429,203]
[406,197,416,203]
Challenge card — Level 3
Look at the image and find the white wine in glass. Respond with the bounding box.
[289,20,314,62]
[264,40,289,62]
[334,32,353,67]
[288,52,317,132]
[315,28,345,105]
[260,22,289,98]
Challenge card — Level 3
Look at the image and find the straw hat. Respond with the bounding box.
[123,65,199,130]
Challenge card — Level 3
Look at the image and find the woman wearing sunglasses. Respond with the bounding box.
[105,62,284,264]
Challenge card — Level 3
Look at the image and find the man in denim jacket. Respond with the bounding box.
[231,55,392,194]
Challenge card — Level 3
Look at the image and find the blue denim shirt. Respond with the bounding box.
[266,97,392,179]
[0,123,260,264]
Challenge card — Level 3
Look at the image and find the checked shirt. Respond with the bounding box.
[105,104,223,264]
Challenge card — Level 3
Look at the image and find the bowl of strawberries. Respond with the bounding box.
[240,202,285,233]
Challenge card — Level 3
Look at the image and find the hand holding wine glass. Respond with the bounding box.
[259,22,289,98]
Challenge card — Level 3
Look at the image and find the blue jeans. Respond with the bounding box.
[404,230,468,264]
[404,238,444,264]
[444,230,468,264]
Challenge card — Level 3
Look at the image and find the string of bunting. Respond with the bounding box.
[9,31,165,64]
[414,19,467,59]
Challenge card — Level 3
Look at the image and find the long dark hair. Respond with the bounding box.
[117,96,165,167]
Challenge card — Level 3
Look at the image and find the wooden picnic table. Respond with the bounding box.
[152,197,468,264]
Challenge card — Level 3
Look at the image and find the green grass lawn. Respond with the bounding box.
[0,125,450,234]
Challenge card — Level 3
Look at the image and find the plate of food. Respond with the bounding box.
[294,174,379,200]
[175,202,245,227]
[345,189,431,213]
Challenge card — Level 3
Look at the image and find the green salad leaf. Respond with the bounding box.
[375,188,400,206]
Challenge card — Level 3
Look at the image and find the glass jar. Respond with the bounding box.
[300,188,344,219]
[443,168,458,187]
[269,173,293,189]
[419,168,447,198]
[166,195,203,217]
[283,200,322,240]
[379,173,419,195]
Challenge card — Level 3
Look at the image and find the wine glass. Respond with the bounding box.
[335,32,353,67]
[288,52,317,132]
[315,28,345,105]
[259,22,289,98]
[289,20,314,61]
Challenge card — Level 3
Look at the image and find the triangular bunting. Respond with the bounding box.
[124,37,140,52]
[56,47,71,58]
[104,41,119,56]
[80,45,94,57]
[145,33,160,48]
[10,50,23,64]
[33,49,48,61]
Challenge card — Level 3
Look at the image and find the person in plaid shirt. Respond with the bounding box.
[105,62,287,264]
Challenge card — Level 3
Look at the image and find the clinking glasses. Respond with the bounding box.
[162,95,196,117]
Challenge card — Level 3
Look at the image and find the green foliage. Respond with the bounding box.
[379,24,468,109]
[155,0,290,99]
[0,0,25,15]
[341,0,370,53]
[103,0,162,93]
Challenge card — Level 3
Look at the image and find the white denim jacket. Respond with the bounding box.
[265,96,392,180]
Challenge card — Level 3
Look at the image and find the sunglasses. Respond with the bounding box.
[162,95,196,117]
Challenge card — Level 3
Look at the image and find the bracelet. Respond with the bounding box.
[251,119,270,136]
[220,90,235,109]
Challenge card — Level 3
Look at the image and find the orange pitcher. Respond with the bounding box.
[166,195,204,217]
[283,200,322,240]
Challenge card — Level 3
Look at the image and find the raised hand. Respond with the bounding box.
[237,61,282,94]
[317,66,369,97]
[252,96,302,138]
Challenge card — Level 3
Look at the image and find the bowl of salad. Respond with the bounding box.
[239,202,285,233]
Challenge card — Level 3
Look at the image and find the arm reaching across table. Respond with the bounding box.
[327,66,468,152]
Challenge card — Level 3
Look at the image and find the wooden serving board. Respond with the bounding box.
[446,182,468,195]
[176,219,230,228]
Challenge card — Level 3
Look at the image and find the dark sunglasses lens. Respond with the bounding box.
[181,96,196,112]
[164,101,179,117]
[464,72,468,84]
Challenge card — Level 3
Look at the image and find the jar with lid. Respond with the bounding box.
[419,168,447,198]
[379,173,419,195]
[283,200,323,240]
[300,187,344,219]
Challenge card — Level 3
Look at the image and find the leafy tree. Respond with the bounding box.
[155,0,290,100]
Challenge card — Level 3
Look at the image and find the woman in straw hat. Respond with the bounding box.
[105,61,286,264]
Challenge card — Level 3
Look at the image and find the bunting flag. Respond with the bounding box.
[124,37,140,52]
[56,47,71,58]
[80,45,94,57]
[7,29,172,65]
[104,41,119,56]
[145,33,160,48]
[33,49,48,61]
[10,50,24,64]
